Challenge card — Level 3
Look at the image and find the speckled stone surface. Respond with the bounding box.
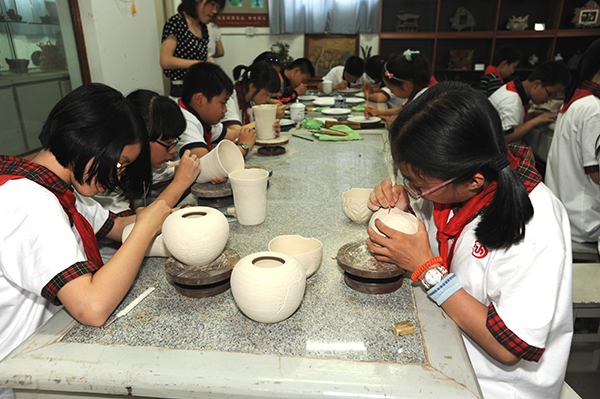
[64,132,426,365]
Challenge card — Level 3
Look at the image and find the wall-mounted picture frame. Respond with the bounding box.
[304,34,360,77]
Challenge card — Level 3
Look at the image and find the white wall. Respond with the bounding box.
[77,0,164,95]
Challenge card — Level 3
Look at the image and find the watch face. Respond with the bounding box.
[425,269,444,285]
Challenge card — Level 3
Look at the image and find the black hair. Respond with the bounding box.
[177,0,226,19]
[564,38,600,104]
[253,51,282,70]
[39,83,151,199]
[182,62,233,104]
[382,50,432,90]
[285,57,315,77]
[492,44,523,66]
[526,60,571,87]
[232,61,280,97]
[126,89,186,142]
[365,55,387,83]
[344,55,365,78]
[389,82,534,250]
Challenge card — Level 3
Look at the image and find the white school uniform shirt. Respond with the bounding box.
[546,95,600,243]
[221,89,253,127]
[380,86,407,109]
[489,83,527,145]
[322,65,367,88]
[177,106,227,156]
[0,179,108,361]
[413,183,572,399]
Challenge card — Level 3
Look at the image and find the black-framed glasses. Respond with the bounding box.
[155,138,179,152]
[543,85,559,100]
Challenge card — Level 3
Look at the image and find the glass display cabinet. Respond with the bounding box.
[0,0,72,156]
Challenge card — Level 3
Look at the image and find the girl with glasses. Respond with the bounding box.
[0,84,171,375]
[367,82,572,399]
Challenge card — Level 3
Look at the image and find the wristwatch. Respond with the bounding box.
[239,143,250,156]
[421,265,448,289]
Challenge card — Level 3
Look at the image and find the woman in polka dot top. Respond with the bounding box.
[160,0,226,98]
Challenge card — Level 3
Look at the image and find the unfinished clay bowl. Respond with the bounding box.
[162,206,229,266]
[268,235,323,278]
[342,188,374,223]
[369,207,419,236]
[231,251,306,323]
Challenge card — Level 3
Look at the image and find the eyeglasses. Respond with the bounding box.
[403,175,457,200]
[155,138,179,152]
[543,85,560,100]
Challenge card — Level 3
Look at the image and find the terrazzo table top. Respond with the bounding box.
[0,130,482,399]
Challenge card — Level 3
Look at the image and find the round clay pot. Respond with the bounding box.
[342,188,374,223]
[268,235,323,278]
[230,251,306,323]
[162,206,229,266]
[122,223,171,257]
[369,207,420,236]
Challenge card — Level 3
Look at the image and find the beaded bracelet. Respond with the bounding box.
[411,256,444,282]
[427,273,462,307]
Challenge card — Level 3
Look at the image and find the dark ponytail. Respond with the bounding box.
[383,50,432,91]
[564,38,600,104]
[390,82,533,249]
[232,61,280,97]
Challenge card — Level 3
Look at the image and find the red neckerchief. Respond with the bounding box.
[560,80,600,114]
[401,76,439,109]
[234,81,252,125]
[0,156,103,267]
[433,146,541,271]
[178,98,213,151]
[483,65,504,84]
[506,79,530,122]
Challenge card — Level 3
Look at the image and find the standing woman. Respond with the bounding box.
[160,0,226,98]
[367,82,572,398]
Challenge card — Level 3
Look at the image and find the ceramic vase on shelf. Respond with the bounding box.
[230,251,306,323]
[341,188,374,223]
[268,235,323,278]
[369,207,420,236]
[162,206,229,266]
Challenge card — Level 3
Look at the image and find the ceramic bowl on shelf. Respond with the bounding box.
[268,235,323,278]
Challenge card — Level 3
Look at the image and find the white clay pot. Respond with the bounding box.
[122,223,171,257]
[230,251,306,323]
[252,104,277,140]
[268,235,323,278]
[196,140,245,184]
[369,207,420,236]
[342,188,374,223]
[162,206,229,266]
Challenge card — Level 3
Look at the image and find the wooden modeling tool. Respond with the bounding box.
[104,286,156,327]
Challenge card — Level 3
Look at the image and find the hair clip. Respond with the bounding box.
[383,62,406,83]
[247,71,251,78]
[403,49,420,61]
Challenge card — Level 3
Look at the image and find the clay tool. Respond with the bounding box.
[389,174,396,214]
[292,134,313,142]
[319,127,351,135]
[311,130,349,137]
[365,91,369,118]
[104,286,156,327]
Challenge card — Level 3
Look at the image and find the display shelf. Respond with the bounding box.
[378,0,597,84]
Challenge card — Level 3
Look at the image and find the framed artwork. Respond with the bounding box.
[304,34,359,77]
[572,1,600,28]
[215,0,269,27]
[447,49,474,70]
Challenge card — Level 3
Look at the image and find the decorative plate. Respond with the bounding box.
[313,97,336,107]
[338,88,360,95]
[298,95,318,101]
[346,97,365,104]
[347,116,382,123]
[321,108,351,116]
[280,118,295,126]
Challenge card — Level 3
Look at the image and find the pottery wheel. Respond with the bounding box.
[337,241,406,295]
[191,181,233,207]
[255,136,289,156]
[165,248,239,298]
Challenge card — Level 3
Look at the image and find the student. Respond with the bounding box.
[177,62,256,162]
[362,54,406,109]
[221,61,283,137]
[365,50,437,125]
[318,55,366,91]
[0,84,171,367]
[367,82,572,399]
[160,0,226,98]
[546,39,600,243]
[489,61,571,145]
[277,58,315,104]
[479,44,522,97]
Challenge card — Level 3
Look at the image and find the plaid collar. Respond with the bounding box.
[0,155,70,194]
[581,79,600,98]
[507,144,542,194]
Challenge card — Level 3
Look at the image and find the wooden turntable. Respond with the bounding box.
[255,136,289,156]
[337,241,406,294]
[165,248,239,298]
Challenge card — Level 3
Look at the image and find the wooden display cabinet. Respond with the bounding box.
[379,0,600,83]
